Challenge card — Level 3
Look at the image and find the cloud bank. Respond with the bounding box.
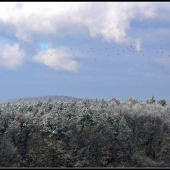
[0,2,169,71]
[0,2,160,43]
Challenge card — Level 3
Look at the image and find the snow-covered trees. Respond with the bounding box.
[0,96,170,167]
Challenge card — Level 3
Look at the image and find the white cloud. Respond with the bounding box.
[0,2,161,43]
[32,47,79,72]
[0,43,25,70]
[135,39,141,52]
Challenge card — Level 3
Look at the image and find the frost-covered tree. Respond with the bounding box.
[146,95,156,104]
[158,99,167,106]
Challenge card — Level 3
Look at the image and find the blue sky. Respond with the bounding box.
[0,2,170,102]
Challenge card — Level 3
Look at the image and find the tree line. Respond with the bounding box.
[0,95,169,167]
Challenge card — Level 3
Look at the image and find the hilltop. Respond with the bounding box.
[0,95,95,104]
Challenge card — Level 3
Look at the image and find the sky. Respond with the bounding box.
[0,2,170,102]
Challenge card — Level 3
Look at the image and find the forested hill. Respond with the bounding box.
[1,95,170,104]
[0,95,95,104]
